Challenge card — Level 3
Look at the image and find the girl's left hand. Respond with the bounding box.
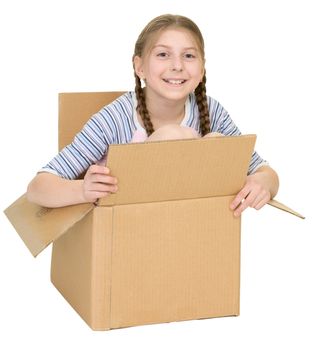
[230,173,271,217]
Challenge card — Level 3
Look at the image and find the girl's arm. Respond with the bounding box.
[27,165,118,208]
[230,165,279,217]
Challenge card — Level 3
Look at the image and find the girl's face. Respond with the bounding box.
[134,28,204,103]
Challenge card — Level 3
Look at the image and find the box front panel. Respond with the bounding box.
[109,196,240,329]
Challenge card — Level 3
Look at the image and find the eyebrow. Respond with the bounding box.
[152,44,198,51]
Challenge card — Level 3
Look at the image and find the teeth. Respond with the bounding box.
[165,79,185,85]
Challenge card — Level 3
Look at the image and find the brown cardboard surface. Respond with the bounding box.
[51,207,113,329]
[4,194,94,257]
[51,196,240,330]
[51,210,95,325]
[100,134,256,206]
[268,199,305,219]
[59,91,124,150]
[4,135,256,258]
[3,91,304,331]
[109,196,240,329]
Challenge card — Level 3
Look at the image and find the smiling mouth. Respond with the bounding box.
[163,79,187,85]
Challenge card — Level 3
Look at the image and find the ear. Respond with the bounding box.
[133,56,145,79]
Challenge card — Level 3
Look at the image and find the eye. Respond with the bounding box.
[156,52,169,58]
[184,53,196,59]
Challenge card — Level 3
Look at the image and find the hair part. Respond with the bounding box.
[133,14,210,136]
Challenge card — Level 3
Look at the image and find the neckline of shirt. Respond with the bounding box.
[130,91,191,134]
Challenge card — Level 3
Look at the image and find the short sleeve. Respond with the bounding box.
[40,112,115,179]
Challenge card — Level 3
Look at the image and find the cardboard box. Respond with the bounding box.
[4,92,304,331]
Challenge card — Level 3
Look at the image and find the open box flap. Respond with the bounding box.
[4,134,303,258]
[4,194,94,257]
[99,135,256,206]
[4,135,256,257]
[59,91,124,150]
[268,199,305,219]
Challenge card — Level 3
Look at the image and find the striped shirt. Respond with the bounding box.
[41,91,268,179]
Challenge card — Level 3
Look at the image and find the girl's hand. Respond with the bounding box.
[82,165,118,203]
[230,172,271,217]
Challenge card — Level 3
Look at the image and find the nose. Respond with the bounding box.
[171,56,183,72]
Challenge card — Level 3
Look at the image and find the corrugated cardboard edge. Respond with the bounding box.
[268,199,305,219]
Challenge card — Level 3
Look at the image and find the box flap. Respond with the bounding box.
[4,194,94,257]
[59,91,124,150]
[99,134,256,206]
[268,199,305,219]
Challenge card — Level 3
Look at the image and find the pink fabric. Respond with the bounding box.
[130,129,147,143]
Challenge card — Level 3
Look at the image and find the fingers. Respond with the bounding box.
[230,186,251,212]
[253,191,271,210]
[230,182,271,217]
[83,165,118,202]
[86,182,118,192]
[86,165,118,188]
[87,164,110,176]
[90,173,117,185]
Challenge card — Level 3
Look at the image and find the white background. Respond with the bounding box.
[0,0,312,349]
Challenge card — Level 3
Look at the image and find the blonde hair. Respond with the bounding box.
[132,14,210,136]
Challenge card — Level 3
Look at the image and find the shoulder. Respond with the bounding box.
[189,93,229,118]
[189,93,230,132]
[90,92,134,126]
[97,91,134,118]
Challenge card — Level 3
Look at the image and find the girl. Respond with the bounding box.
[27,14,279,217]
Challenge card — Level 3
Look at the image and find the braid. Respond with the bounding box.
[134,74,154,136]
[195,71,210,136]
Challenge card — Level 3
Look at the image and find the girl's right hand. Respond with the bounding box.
[82,165,118,203]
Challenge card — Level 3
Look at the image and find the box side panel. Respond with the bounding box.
[110,196,240,329]
[90,207,113,330]
[50,210,94,327]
